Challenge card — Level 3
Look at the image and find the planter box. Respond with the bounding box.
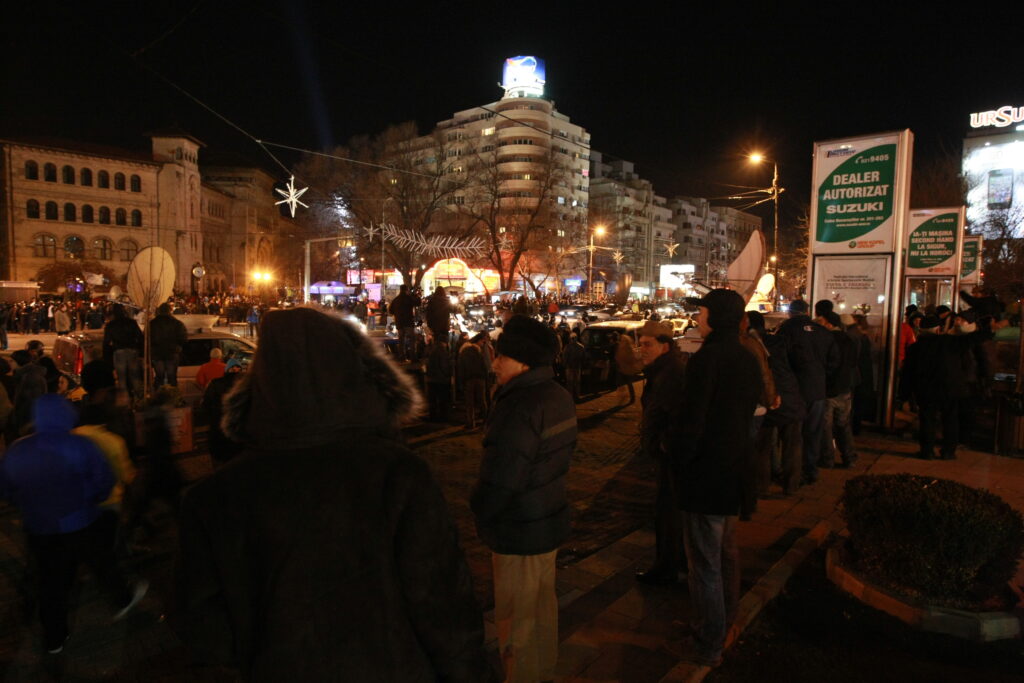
[826,544,1021,642]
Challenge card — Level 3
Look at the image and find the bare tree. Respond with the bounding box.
[975,205,1024,300]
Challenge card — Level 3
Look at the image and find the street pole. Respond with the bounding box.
[588,231,594,300]
[303,240,311,304]
[772,162,780,310]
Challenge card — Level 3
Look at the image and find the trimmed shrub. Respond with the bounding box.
[840,474,1024,605]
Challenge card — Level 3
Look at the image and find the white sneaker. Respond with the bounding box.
[113,579,149,622]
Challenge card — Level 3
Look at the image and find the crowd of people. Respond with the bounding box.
[0,281,1016,678]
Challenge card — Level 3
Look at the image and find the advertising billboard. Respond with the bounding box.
[962,130,1024,235]
[501,56,546,98]
[960,235,983,285]
[810,130,913,254]
[904,207,964,277]
[659,264,695,289]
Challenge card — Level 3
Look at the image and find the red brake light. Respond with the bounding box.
[74,348,83,376]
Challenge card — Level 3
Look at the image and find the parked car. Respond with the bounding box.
[53,328,257,406]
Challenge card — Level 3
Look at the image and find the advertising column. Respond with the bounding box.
[808,130,913,428]
[903,206,966,310]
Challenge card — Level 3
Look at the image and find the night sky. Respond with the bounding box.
[3,1,1020,230]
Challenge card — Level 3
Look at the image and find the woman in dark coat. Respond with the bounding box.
[176,307,494,682]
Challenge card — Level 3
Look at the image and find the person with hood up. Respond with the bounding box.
[1,395,146,654]
[177,307,494,682]
[8,349,47,441]
[664,290,763,668]
[471,315,577,683]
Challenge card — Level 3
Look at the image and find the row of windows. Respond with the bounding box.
[32,233,139,261]
[24,161,142,192]
[25,200,143,227]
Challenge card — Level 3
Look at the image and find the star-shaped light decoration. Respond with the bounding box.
[274,176,309,218]
[364,224,381,241]
[498,235,514,252]
[612,250,625,265]
[665,242,680,258]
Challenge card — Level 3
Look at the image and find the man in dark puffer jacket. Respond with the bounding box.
[471,315,577,683]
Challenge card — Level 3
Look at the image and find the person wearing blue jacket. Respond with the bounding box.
[0,395,146,654]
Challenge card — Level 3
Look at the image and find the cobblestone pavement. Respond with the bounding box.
[0,373,1022,681]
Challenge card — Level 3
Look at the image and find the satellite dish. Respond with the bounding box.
[126,247,175,313]
[108,285,122,300]
[755,273,775,297]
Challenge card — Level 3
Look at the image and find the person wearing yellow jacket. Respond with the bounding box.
[72,399,136,510]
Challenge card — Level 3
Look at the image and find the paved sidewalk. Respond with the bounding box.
[0,386,1022,681]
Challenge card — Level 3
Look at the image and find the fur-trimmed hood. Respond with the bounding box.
[222,307,423,449]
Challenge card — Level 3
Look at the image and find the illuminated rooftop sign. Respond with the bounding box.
[970,105,1024,129]
[501,56,545,98]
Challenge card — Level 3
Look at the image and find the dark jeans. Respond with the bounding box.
[653,459,685,574]
[617,372,637,403]
[801,398,826,481]
[919,398,959,459]
[26,512,132,650]
[113,348,142,399]
[152,357,179,387]
[400,326,417,361]
[682,512,739,664]
[821,392,856,466]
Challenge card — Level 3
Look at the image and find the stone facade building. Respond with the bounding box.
[0,131,295,294]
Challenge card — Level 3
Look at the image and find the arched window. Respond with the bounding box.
[130,209,142,227]
[62,165,75,184]
[64,235,85,259]
[115,208,127,225]
[33,233,56,258]
[82,205,94,223]
[63,203,76,222]
[26,199,40,219]
[45,201,58,220]
[98,206,111,224]
[44,163,57,182]
[114,172,126,190]
[119,239,139,262]
[25,161,38,180]
[98,171,109,188]
[80,168,93,186]
[93,237,113,260]
[130,174,141,192]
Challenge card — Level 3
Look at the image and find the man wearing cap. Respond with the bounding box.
[775,299,840,485]
[665,290,763,668]
[471,315,577,683]
[635,319,687,585]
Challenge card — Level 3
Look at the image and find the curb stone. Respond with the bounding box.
[658,517,836,683]
[825,544,1022,642]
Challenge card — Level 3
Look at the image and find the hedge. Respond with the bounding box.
[840,474,1024,604]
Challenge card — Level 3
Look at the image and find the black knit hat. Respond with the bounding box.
[496,315,558,368]
[686,289,746,331]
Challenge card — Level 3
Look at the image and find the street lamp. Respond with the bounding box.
[749,154,784,310]
[588,225,605,299]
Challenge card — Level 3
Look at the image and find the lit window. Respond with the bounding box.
[498,226,506,233]
[482,127,495,136]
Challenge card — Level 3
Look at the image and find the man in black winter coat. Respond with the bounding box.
[774,299,839,484]
[817,312,858,468]
[635,320,687,585]
[471,315,576,683]
[389,285,421,361]
[149,303,188,388]
[103,305,144,400]
[901,315,993,459]
[665,290,763,668]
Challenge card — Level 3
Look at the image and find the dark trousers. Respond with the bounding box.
[821,393,857,467]
[801,399,826,481]
[653,458,685,574]
[757,419,802,495]
[565,368,582,400]
[26,512,131,650]
[428,381,451,422]
[919,398,960,459]
[617,372,637,404]
[463,378,486,428]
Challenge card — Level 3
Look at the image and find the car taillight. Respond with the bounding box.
[74,348,83,376]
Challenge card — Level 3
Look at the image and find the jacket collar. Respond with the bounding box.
[496,365,554,398]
